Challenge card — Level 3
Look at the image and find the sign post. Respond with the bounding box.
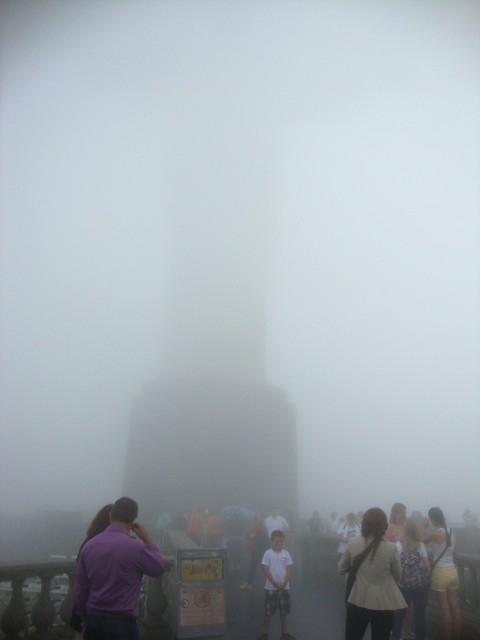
[175,548,228,639]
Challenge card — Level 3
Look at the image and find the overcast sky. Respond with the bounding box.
[1,0,479,523]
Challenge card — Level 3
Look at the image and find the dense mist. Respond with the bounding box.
[1,0,479,526]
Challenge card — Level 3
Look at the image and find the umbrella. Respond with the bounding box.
[222,506,255,519]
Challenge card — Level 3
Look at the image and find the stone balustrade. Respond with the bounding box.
[423,553,480,638]
[0,554,175,640]
[457,553,480,611]
[451,553,480,636]
[0,559,76,638]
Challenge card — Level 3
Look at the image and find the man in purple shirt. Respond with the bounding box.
[74,497,164,640]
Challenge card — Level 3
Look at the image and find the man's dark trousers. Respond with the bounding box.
[84,610,139,640]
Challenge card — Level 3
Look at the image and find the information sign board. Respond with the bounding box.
[175,548,227,639]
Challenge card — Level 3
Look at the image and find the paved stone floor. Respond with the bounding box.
[225,561,346,640]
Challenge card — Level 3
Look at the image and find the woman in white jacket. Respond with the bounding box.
[339,507,406,640]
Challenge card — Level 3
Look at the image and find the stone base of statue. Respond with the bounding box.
[123,378,297,521]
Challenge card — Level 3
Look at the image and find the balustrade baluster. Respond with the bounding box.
[59,571,75,626]
[141,567,173,640]
[458,560,467,607]
[0,574,28,638]
[467,561,479,612]
[30,573,56,633]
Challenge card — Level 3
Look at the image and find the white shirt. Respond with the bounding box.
[261,548,293,590]
[265,515,289,538]
[327,516,339,535]
[337,523,361,554]
[430,528,455,567]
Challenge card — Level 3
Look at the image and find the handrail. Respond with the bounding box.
[0,559,77,638]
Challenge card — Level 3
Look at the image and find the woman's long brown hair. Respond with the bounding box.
[361,507,388,560]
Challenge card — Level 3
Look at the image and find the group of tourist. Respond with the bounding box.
[261,502,462,640]
[69,500,295,640]
[70,498,463,640]
[335,503,461,640]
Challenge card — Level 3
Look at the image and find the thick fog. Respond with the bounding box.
[1,0,479,524]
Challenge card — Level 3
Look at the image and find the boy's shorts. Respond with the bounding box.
[264,589,291,615]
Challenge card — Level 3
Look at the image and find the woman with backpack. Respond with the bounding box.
[422,507,462,640]
[391,518,430,640]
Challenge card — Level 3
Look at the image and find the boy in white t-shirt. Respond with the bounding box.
[257,530,295,640]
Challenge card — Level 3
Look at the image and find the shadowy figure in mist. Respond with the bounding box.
[307,510,323,535]
[264,508,289,538]
[205,510,222,547]
[187,508,206,546]
[336,512,361,556]
[223,511,246,572]
[240,514,269,590]
[326,512,339,537]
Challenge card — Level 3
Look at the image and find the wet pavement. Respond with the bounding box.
[225,553,346,640]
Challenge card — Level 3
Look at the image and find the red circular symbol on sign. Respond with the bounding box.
[194,589,211,608]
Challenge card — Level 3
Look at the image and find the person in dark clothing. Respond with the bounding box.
[240,514,269,590]
[307,510,323,535]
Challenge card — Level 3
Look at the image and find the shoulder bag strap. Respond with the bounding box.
[345,538,376,604]
[430,527,451,572]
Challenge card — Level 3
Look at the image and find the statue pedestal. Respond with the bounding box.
[124,379,297,520]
